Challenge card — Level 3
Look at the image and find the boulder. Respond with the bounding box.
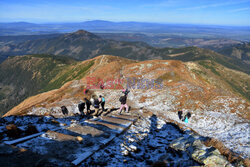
[170,135,231,167]
[129,145,137,152]
[243,158,250,167]
[203,154,229,167]
[5,124,22,138]
[25,125,39,136]
[121,149,129,156]
[76,136,83,143]
[151,160,168,167]
[0,144,19,155]
[169,136,195,151]
[203,137,242,164]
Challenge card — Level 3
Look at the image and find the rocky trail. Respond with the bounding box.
[0,108,247,167]
[0,109,137,166]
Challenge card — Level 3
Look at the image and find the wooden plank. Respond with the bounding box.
[71,135,116,166]
[66,125,105,137]
[45,130,78,141]
[100,116,132,126]
[3,127,63,145]
[109,114,138,122]
[84,120,124,132]
[3,132,43,145]
[72,117,135,166]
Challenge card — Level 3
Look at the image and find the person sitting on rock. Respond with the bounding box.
[118,94,128,114]
[78,101,85,116]
[99,95,105,112]
[84,98,91,115]
[61,106,68,115]
[178,110,183,120]
[92,96,100,117]
[183,112,191,123]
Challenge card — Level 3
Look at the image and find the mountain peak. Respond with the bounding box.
[75,29,90,34]
[65,29,101,40]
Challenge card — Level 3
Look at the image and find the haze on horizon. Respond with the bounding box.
[0,0,250,26]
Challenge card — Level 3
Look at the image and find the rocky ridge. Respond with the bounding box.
[1,55,250,166]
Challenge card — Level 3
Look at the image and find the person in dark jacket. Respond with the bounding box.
[178,110,183,120]
[84,98,91,115]
[118,95,128,114]
[99,95,105,112]
[61,106,68,115]
[92,97,100,116]
[78,102,85,116]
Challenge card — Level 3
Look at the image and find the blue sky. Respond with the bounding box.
[0,0,250,26]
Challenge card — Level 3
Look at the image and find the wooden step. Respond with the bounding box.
[66,124,105,137]
[109,114,138,122]
[84,119,125,132]
[3,127,62,145]
[99,116,133,126]
[45,130,80,142]
[72,115,136,166]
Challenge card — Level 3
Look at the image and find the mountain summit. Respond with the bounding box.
[64,30,101,40]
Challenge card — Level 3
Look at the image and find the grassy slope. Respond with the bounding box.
[0,54,94,116]
[196,60,250,101]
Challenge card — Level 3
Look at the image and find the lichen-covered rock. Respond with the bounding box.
[203,154,230,167]
[169,136,195,151]
[170,134,231,167]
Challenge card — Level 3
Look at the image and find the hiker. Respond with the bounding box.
[183,112,191,123]
[78,101,85,116]
[178,110,183,120]
[118,94,129,114]
[92,96,100,117]
[83,89,89,94]
[84,98,91,115]
[61,106,68,115]
[100,84,104,89]
[99,95,105,112]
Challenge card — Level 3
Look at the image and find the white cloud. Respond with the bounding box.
[178,0,250,10]
[230,7,250,13]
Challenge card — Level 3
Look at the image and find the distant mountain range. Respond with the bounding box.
[1,20,250,41]
[0,30,249,74]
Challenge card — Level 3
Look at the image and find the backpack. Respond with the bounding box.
[102,97,105,102]
[94,99,99,107]
[119,96,123,102]
[119,96,126,104]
